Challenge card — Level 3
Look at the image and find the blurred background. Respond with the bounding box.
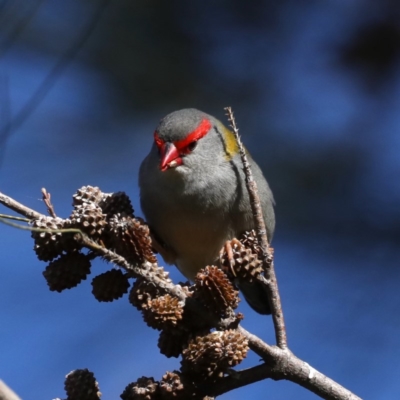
[0,0,399,398]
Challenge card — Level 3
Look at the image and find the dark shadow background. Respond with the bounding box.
[0,1,400,399]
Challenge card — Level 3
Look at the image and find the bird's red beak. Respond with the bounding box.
[159,142,182,171]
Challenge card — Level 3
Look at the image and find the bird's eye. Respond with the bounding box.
[187,140,198,152]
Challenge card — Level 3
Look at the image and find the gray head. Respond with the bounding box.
[151,108,236,173]
[155,108,210,143]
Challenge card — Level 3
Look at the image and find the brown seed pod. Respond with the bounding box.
[130,218,157,263]
[239,230,274,262]
[70,203,107,239]
[181,330,249,380]
[220,238,263,282]
[129,278,165,311]
[32,216,77,262]
[120,376,159,400]
[43,252,91,292]
[193,266,239,317]
[91,269,130,302]
[105,215,157,264]
[142,294,184,331]
[239,229,262,257]
[64,369,101,400]
[159,371,189,399]
[99,191,135,218]
[157,330,191,359]
[72,186,105,207]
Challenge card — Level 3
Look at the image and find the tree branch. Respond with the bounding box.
[0,380,21,400]
[0,188,362,399]
[225,107,287,349]
[209,363,273,397]
[0,191,42,219]
[240,326,361,399]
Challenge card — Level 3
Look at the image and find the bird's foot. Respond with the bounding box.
[220,240,237,278]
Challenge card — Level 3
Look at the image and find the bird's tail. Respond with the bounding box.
[236,279,271,315]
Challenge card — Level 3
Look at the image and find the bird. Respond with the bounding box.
[139,108,275,314]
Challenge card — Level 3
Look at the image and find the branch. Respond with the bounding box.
[225,107,287,349]
[0,214,30,222]
[78,235,188,301]
[0,188,362,399]
[0,380,21,400]
[77,234,238,331]
[41,188,57,218]
[209,363,273,397]
[0,191,42,219]
[237,326,361,400]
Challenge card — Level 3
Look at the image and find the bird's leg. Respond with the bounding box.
[222,240,237,277]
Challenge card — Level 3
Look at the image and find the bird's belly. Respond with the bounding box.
[158,211,232,280]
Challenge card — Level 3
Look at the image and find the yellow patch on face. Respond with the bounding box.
[220,124,239,160]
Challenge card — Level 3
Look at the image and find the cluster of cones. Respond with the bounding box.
[55,368,215,400]
[32,186,269,399]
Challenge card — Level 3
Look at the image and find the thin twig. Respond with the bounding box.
[76,234,237,331]
[0,217,81,234]
[237,326,278,362]
[41,188,57,218]
[0,191,43,219]
[0,214,30,222]
[224,107,287,349]
[77,234,187,299]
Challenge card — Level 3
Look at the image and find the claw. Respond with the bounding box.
[224,240,236,278]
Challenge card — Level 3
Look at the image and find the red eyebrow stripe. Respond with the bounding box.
[154,132,164,149]
[174,118,211,151]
